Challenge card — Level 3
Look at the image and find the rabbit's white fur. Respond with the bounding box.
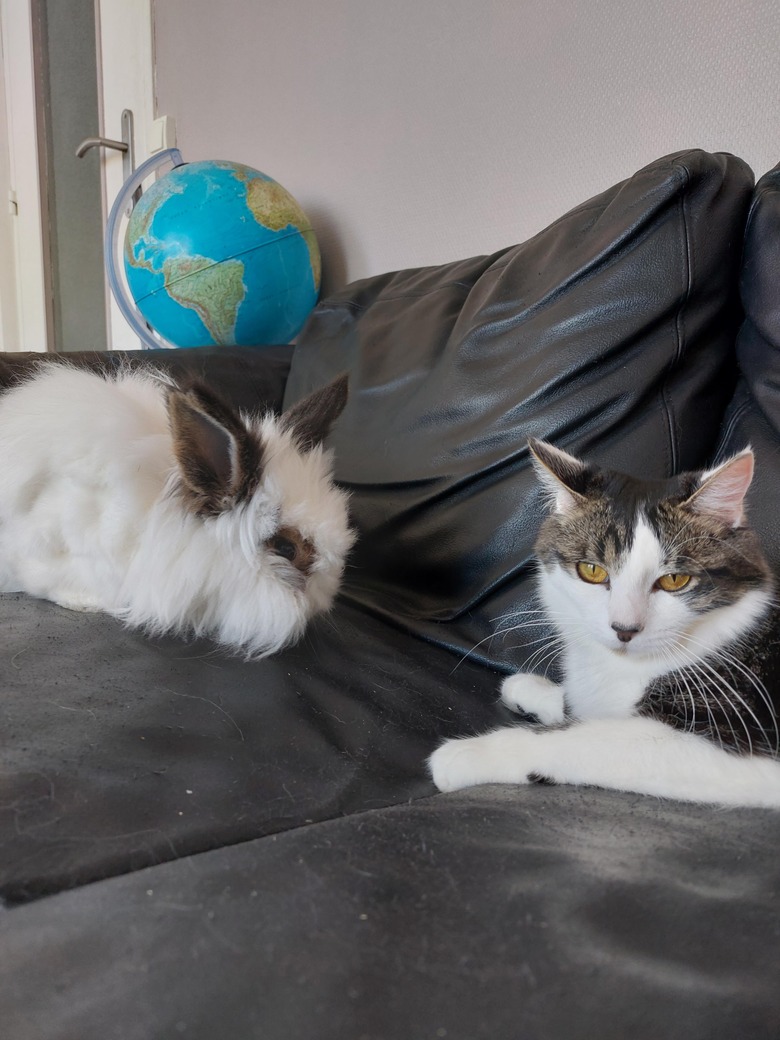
[0,364,354,657]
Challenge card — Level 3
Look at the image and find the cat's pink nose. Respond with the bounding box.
[612,623,641,643]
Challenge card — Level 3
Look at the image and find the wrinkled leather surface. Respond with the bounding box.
[718,163,780,569]
[3,787,780,1040]
[286,150,754,671]
[2,151,778,1040]
[0,594,496,903]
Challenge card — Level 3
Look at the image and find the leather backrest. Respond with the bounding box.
[0,345,293,417]
[285,151,753,669]
[717,163,780,570]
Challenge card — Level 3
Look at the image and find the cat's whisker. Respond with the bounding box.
[684,667,744,753]
[682,637,780,756]
[678,651,757,755]
[490,608,552,624]
[492,608,573,634]
[702,647,777,737]
[529,643,567,681]
[515,633,562,649]
[447,632,507,671]
[675,656,728,752]
[447,615,561,672]
[685,633,777,718]
[493,618,558,637]
[524,639,565,675]
[450,601,577,675]
[504,634,561,664]
[657,643,701,737]
[659,646,697,736]
[655,637,740,751]
[493,609,580,644]
[499,638,566,677]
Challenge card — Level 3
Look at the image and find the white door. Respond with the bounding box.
[96,0,160,352]
[0,0,159,353]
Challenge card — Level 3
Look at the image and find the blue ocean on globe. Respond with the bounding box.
[124,160,321,347]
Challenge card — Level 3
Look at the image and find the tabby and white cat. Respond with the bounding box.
[429,439,780,807]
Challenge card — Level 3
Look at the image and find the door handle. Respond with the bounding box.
[76,109,140,206]
[75,136,127,156]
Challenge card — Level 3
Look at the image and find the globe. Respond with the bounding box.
[123,160,321,348]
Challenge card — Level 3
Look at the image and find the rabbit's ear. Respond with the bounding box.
[167,383,263,516]
[282,373,349,452]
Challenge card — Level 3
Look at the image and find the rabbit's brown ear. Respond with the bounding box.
[282,373,348,452]
[167,383,262,516]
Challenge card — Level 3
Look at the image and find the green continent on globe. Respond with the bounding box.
[162,255,247,345]
[124,180,185,272]
[244,177,304,231]
[242,176,321,290]
[300,228,322,293]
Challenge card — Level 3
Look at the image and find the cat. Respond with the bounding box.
[429,438,780,807]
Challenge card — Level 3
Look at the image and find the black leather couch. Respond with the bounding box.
[2,150,780,1039]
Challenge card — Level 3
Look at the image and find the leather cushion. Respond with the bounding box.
[0,593,497,904]
[285,150,753,670]
[717,163,780,570]
[4,785,779,1040]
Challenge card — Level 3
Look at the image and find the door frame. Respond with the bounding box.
[0,0,50,351]
[95,0,157,352]
[0,0,156,353]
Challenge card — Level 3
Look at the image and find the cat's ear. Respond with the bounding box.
[683,448,754,528]
[528,438,588,515]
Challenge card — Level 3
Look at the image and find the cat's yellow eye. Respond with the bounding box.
[657,573,691,592]
[576,562,609,585]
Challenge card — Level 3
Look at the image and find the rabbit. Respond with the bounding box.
[0,362,354,657]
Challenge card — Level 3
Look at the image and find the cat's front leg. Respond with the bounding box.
[500,672,565,725]
[429,726,543,793]
[430,717,780,807]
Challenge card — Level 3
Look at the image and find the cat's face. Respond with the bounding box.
[529,440,772,659]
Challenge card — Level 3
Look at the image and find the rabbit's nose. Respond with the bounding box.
[268,534,297,562]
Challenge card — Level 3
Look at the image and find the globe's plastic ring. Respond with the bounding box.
[105,148,185,350]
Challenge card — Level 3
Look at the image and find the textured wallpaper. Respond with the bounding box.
[154,0,780,291]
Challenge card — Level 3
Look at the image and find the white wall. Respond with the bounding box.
[0,12,18,351]
[154,0,780,294]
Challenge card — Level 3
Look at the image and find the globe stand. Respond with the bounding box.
[105,148,184,350]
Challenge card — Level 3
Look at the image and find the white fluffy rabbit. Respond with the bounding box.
[0,363,354,656]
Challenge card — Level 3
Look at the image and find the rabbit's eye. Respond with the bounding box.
[269,534,297,562]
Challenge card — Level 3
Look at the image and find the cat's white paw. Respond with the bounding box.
[500,672,565,725]
[429,736,505,792]
[429,728,539,792]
